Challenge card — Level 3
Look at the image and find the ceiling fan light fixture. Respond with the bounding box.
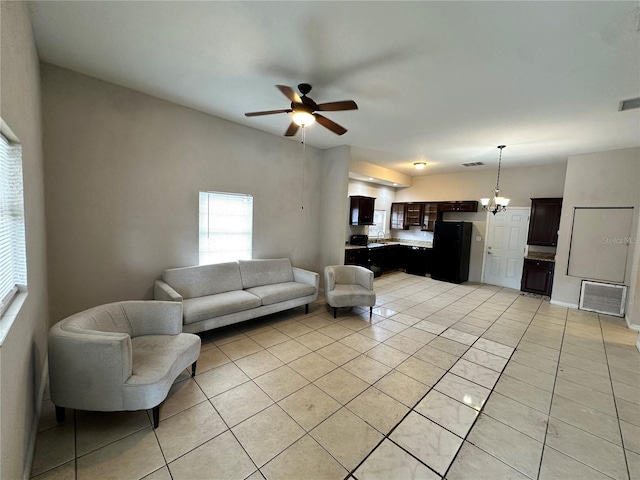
[291,110,315,127]
[413,162,427,170]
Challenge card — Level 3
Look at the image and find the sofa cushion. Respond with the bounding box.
[128,334,201,385]
[238,259,294,289]
[246,282,317,306]
[163,262,243,299]
[182,290,261,325]
[326,284,376,308]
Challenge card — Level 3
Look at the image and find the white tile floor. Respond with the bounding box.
[31,272,640,480]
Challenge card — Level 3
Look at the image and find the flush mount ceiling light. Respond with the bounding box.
[480,145,510,215]
[413,162,427,170]
[291,110,315,127]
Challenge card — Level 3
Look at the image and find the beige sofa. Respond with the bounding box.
[154,258,319,333]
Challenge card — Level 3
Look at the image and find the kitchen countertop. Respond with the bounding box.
[346,241,433,250]
[525,252,556,262]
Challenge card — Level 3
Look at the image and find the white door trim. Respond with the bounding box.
[481,207,530,288]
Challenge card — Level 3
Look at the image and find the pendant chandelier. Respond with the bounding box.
[481,145,510,215]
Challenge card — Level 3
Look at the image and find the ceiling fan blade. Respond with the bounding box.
[276,85,302,104]
[314,114,347,135]
[316,100,358,111]
[284,122,300,137]
[245,109,291,117]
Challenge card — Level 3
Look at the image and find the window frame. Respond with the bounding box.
[0,119,27,320]
[198,190,254,265]
[368,209,388,239]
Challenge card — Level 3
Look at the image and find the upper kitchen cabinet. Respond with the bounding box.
[527,198,563,246]
[405,203,424,227]
[436,201,478,221]
[390,203,407,230]
[421,203,438,231]
[350,196,376,225]
[437,201,478,213]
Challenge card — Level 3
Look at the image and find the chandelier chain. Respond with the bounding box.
[495,145,504,193]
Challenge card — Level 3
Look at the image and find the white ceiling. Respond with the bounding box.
[28,1,640,176]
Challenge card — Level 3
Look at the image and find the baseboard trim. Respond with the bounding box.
[624,315,640,332]
[550,299,579,309]
[24,356,48,480]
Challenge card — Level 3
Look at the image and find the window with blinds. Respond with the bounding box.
[0,131,27,316]
[199,191,253,265]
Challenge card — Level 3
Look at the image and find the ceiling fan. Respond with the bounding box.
[245,83,358,137]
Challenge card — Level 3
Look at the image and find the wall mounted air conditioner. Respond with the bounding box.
[579,280,627,317]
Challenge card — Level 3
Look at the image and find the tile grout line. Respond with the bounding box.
[599,313,633,480]
[532,300,567,480]
[442,290,531,479]
[351,283,525,479]
[347,280,500,479]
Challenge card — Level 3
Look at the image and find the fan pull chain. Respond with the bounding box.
[301,126,306,210]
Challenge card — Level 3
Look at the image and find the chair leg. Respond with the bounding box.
[191,361,197,377]
[55,406,65,423]
[152,405,160,428]
[305,304,309,314]
[333,307,337,319]
[370,306,373,320]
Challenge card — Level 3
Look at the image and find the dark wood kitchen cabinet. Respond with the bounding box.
[404,246,433,276]
[527,198,563,246]
[438,201,478,213]
[436,201,478,220]
[350,196,376,225]
[421,203,439,231]
[345,248,368,267]
[405,203,424,227]
[390,203,407,230]
[521,259,555,296]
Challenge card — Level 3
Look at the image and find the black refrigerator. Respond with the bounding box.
[431,221,472,284]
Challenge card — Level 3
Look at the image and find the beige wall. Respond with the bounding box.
[552,148,640,309]
[42,64,326,323]
[394,163,567,281]
[319,146,351,279]
[627,217,640,334]
[0,3,50,478]
[395,163,567,206]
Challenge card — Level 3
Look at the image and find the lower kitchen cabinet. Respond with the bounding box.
[404,246,433,276]
[345,245,434,277]
[345,249,368,267]
[521,259,555,296]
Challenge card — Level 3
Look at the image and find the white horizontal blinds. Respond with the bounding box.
[199,191,253,265]
[0,133,26,313]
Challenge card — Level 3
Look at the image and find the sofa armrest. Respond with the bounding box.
[293,267,319,291]
[154,279,183,302]
[48,325,132,409]
[122,301,184,337]
[355,266,374,291]
[323,267,336,292]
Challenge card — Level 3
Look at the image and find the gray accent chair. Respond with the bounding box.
[48,301,201,428]
[324,265,376,319]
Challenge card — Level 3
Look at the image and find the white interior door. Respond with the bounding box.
[483,208,530,289]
